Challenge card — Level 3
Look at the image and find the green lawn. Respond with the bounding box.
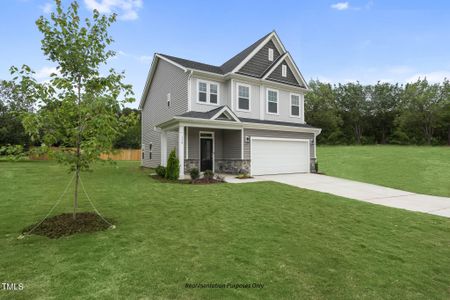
[318,145,450,197]
[0,161,449,299]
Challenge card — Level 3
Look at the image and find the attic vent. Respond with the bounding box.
[282,64,287,77]
[268,48,274,61]
[216,113,233,121]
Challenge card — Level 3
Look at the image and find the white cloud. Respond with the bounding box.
[35,66,58,80]
[84,0,143,21]
[40,2,52,14]
[331,2,349,10]
[406,71,450,83]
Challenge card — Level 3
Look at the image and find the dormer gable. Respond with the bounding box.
[262,53,308,88]
[237,39,282,77]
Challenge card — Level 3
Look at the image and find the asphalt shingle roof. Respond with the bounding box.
[177,106,319,129]
[158,32,273,75]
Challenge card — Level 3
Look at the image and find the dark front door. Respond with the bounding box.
[200,138,213,171]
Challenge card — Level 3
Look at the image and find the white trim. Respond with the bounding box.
[199,131,215,172]
[266,88,279,115]
[241,128,244,159]
[261,53,308,89]
[259,85,265,120]
[186,127,189,159]
[250,137,310,176]
[160,130,167,166]
[236,82,251,112]
[262,53,288,80]
[230,31,286,74]
[289,93,302,119]
[313,132,317,159]
[187,70,193,111]
[178,126,185,179]
[157,117,321,135]
[210,106,241,122]
[197,79,220,106]
[282,64,287,77]
[268,48,274,61]
[230,78,235,110]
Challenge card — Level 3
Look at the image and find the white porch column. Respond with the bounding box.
[178,125,185,179]
[161,130,167,166]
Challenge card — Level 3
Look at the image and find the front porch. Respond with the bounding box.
[160,123,248,178]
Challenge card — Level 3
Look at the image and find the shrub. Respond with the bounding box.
[165,149,180,180]
[189,168,200,180]
[155,165,166,177]
[203,169,214,180]
[0,145,27,161]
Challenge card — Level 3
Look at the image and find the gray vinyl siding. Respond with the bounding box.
[238,40,281,77]
[141,59,189,167]
[232,80,262,120]
[186,127,241,160]
[243,128,314,160]
[263,88,305,123]
[267,61,301,87]
[189,76,229,112]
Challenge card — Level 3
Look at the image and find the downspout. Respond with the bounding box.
[187,69,194,111]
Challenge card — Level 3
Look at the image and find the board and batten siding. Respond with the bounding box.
[186,127,241,160]
[243,128,315,160]
[141,59,189,167]
[267,61,301,87]
[238,40,281,77]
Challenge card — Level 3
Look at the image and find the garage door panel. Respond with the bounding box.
[251,138,309,175]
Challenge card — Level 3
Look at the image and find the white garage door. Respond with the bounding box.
[251,137,310,175]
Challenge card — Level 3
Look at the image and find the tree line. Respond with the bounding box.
[305,79,450,145]
[0,80,141,150]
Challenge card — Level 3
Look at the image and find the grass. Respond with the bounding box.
[0,161,449,299]
[317,145,450,197]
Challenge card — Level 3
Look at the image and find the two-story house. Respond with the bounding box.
[139,31,321,178]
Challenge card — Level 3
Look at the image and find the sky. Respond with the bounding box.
[1,0,450,108]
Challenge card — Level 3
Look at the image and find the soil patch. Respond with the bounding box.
[22,212,113,239]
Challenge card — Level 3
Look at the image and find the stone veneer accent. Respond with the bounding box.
[184,159,250,174]
[310,158,317,173]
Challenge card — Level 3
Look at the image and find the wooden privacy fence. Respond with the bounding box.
[30,148,141,161]
[99,149,141,161]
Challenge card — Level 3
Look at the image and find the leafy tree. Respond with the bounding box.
[11,0,135,219]
[0,80,30,146]
[305,80,343,144]
[396,79,445,144]
[335,82,369,144]
[369,82,402,144]
[114,108,141,149]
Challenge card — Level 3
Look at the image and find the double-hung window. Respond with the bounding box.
[198,81,219,104]
[291,94,301,117]
[237,84,250,111]
[267,89,278,114]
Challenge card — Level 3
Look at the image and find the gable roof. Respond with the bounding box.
[178,105,240,122]
[220,32,273,74]
[156,31,288,77]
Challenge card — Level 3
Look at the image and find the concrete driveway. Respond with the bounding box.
[225,173,450,218]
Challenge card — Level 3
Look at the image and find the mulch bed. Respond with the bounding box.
[150,175,224,185]
[191,177,224,184]
[22,212,113,239]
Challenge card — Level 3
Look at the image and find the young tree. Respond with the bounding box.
[11,0,135,219]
